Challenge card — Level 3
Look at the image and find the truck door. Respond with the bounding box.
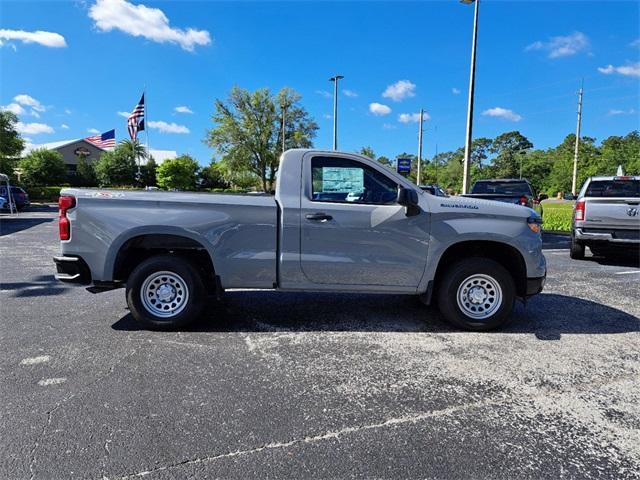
[299,154,429,287]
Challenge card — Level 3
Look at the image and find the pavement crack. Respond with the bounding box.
[28,349,138,480]
[115,398,497,479]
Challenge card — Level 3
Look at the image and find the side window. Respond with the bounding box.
[311,156,398,205]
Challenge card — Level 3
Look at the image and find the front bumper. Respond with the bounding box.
[525,275,546,297]
[53,255,91,284]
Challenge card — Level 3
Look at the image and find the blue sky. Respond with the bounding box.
[1,0,639,165]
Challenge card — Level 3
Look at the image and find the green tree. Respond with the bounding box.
[141,156,157,186]
[94,144,137,186]
[490,131,533,178]
[19,148,66,186]
[156,154,199,190]
[75,155,98,187]
[0,111,25,180]
[199,160,230,189]
[206,86,318,192]
[359,146,376,159]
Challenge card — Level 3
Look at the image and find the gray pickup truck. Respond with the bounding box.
[54,149,546,331]
[570,175,640,259]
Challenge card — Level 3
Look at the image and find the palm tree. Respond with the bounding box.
[119,139,147,162]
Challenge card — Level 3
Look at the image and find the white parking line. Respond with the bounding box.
[38,377,66,386]
[20,355,50,365]
[615,270,640,275]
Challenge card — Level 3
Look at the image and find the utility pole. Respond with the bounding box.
[461,0,480,194]
[281,103,286,155]
[417,109,424,186]
[572,81,584,196]
[329,75,344,150]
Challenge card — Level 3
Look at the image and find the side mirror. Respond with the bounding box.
[397,187,420,216]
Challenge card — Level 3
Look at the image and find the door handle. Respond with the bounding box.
[305,213,333,221]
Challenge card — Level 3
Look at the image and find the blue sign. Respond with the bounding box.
[396,158,411,175]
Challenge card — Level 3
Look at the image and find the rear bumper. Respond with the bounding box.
[525,275,546,297]
[53,255,91,284]
[575,228,640,244]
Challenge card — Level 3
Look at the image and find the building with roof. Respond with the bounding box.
[23,139,177,176]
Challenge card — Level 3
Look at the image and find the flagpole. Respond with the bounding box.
[145,87,150,169]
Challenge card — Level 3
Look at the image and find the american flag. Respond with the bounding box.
[85,129,116,149]
[128,93,145,140]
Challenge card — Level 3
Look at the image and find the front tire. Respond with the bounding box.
[126,255,206,329]
[437,257,516,331]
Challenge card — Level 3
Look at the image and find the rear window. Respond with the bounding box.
[471,181,532,196]
[585,180,640,198]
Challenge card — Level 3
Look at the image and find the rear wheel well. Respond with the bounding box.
[433,241,527,297]
[113,234,216,292]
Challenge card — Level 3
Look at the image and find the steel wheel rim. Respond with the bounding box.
[140,271,189,318]
[456,273,503,320]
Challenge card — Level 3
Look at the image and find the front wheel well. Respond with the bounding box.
[113,234,217,292]
[432,241,527,297]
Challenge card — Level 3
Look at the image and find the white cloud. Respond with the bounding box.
[382,123,397,130]
[342,89,358,98]
[607,108,636,116]
[630,39,640,48]
[382,80,416,102]
[525,31,589,58]
[0,29,67,48]
[16,122,54,135]
[61,124,70,129]
[369,102,392,116]
[117,111,130,118]
[315,90,332,99]
[87,128,100,134]
[148,120,190,134]
[29,110,40,118]
[1,103,25,115]
[14,94,45,112]
[64,108,72,115]
[88,0,211,52]
[398,112,430,123]
[174,105,193,114]
[598,63,640,78]
[482,107,522,122]
[322,114,332,120]
[452,88,461,95]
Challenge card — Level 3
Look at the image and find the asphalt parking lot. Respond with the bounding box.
[1,207,639,479]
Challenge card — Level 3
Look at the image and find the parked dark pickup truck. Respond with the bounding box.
[463,179,536,208]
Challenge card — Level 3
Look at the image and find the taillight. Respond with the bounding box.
[59,195,75,240]
[575,199,585,221]
[519,195,528,206]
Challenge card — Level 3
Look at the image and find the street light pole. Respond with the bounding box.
[417,109,424,186]
[461,0,479,194]
[329,75,344,150]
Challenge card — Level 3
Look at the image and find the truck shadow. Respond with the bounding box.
[112,292,639,339]
[1,274,70,297]
[0,217,53,236]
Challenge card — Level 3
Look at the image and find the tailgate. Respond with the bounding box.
[584,198,640,229]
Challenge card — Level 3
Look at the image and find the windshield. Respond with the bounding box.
[585,180,640,198]
[471,181,532,196]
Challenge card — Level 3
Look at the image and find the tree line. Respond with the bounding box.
[1,89,639,195]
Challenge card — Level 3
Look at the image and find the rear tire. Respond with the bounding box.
[436,257,516,331]
[570,237,585,260]
[126,255,206,330]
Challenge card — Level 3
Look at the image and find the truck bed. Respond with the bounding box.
[60,188,278,288]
